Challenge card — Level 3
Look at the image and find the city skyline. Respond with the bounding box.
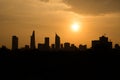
[2,30,120,50]
[0,0,120,48]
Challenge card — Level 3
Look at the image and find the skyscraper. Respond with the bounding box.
[45,37,50,49]
[55,34,60,49]
[12,36,18,50]
[30,31,36,49]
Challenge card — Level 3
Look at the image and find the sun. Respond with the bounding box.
[71,23,80,32]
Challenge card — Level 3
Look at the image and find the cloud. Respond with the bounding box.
[63,0,120,15]
[0,0,67,24]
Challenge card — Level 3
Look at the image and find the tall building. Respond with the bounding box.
[55,34,60,49]
[92,36,112,50]
[12,36,18,50]
[45,37,50,49]
[30,31,36,49]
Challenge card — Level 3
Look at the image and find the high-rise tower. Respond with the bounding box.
[45,37,50,49]
[12,36,18,50]
[55,34,60,49]
[30,31,36,49]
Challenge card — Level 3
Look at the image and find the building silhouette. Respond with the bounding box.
[92,36,112,50]
[115,44,120,50]
[71,44,77,49]
[30,31,36,49]
[51,44,55,49]
[12,36,18,50]
[64,42,70,49]
[61,44,64,49]
[25,45,29,49]
[45,37,50,49]
[55,34,60,49]
[79,44,87,51]
[38,43,45,50]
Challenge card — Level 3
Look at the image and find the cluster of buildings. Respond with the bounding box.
[11,31,120,50]
[12,31,87,50]
[92,36,112,50]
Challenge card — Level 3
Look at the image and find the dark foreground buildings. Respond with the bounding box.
[2,32,120,80]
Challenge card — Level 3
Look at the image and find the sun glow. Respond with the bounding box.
[71,23,80,32]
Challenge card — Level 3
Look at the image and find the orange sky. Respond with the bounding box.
[0,0,120,48]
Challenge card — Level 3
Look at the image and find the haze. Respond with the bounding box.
[0,0,120,48]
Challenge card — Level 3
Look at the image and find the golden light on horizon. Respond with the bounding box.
[71,22,80,32]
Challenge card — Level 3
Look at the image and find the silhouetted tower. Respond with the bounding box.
[30,31,36,49]
[12,36,18,50]
[55,34,60,49]
[45,37,50,49]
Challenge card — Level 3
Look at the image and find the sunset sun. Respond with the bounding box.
[71,23,80,32]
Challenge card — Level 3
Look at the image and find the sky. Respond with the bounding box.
[0,0,120,48]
